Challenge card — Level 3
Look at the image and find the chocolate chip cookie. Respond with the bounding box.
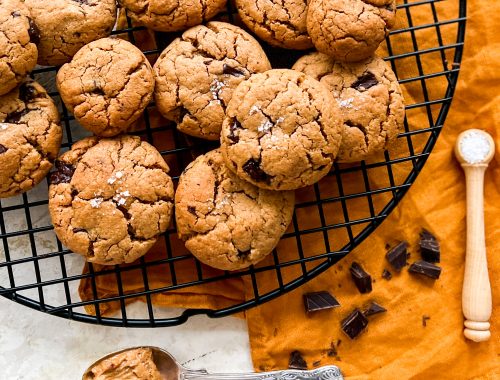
[57,38,155,137]
[153,22,271,140]
[307,0,396,62]
[48,135,174,265]
[24,0,117,66]
[0,80,62,198]
[176,149,294,271]
[0,0,39,96]
[235,0,312,50]
[118,0,227,32]
[293,53,405,162]
[220,69,343,191]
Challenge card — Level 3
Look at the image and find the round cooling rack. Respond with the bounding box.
[0,0,466,327]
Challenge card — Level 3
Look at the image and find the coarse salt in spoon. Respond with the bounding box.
[455,129,495,342]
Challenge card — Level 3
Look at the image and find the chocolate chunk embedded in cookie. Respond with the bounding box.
[307,0,396,62]
[0,0,38,96]
[25,0,117,66]
[0,80,62,198]
[175,149,295,271]
[221,69,343,191]
[293,53,405,162]
[153,22,271,140]
[48,135,175,265]
[118,0,227,32]
[56,38,155,137]
[235,0,313,50]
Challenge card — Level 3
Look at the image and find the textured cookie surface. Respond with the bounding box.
[0,80,62,198]
[235,0,312,50]
[221,69,343,190]
[154,22,271,140]
[57,38,155,137]
[0,0,38,96]
[24,0,116,66]
[307,0,396,62]
[293,53,405,162]
[119,0,227,32]
[48,135,174,265]
[176,149,295,271]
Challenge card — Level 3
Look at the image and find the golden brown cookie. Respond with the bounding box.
[0,0,38,96]
[235,0,313,50]
[56,38,155,137]
[307,0,396,62]
[293,53,405,162]
[24,0,117,66]
[118,0,227,32]
[0,80,62,198]
[153,22,271,140]
[48,135,174,265]
[220,69,343,191]
[175,149,295,271]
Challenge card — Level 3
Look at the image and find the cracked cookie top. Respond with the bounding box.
[293,52,405,162]
[24,0,117,66]
[0,80,62,198]
[48,135,175,265]
[118,0,227,32]
[220,69,343,191]
[153,22,271,140]
[307,0,396,62]
[175,149,295,271]
[56,38,155,137]
[0,0,38,96]
[235,0,313,50]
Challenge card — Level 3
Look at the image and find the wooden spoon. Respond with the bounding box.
[455,129,494,342]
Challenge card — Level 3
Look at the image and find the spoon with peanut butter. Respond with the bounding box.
[82,346,343,379]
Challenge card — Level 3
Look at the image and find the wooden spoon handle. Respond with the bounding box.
[462,164,492,342]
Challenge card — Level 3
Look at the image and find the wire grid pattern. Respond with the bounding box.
[0,0,466,327]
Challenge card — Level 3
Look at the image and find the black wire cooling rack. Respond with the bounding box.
[0,0,466,327]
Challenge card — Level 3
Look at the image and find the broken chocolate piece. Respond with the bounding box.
[0,144,7,154]
[19,82,39,103]
[237,250,250,258]
[419,229,440,263]
[386,241,408,271]
[382,269,392,280]
[288,351,307,370]
[350,262,372,293]
[363,302,387,317]
[50,161,75,185]
[243,158,269,183]
[303,291,340,313]
[27,17,40,45]
[222,63,245,77]
[422,315,431,327]
[408,260,441,279]
[11,11,21,17]
[5,109,29,124]
[351,72,378,91]
[228,119,242,144]
[187,206,197,216]
[341,309,368,339]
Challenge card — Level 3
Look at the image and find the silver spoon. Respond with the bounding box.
[82,346,344,380]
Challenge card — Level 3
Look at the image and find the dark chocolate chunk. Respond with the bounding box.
[11,11,21,17]
[237,250,250,258]
[341,309,368,339]
[288,351,307,370]
[382,269,392,280]
[386,241,408,271]
[0,144,7,154]
[187,206,197,216]
[5,109,29,124]
[19,82,39,103]
[363,301,387,317]
[408,260,441,279]
[228,119,242,144]
[351,72,378,91]
[349,262,372,293]
[27,17,40,45]
[222,63,246,77]
[243,158,269,183]
[50,161,75,185]
[422,315,431,327]
[419,229,440,263]
[303,291,340,313]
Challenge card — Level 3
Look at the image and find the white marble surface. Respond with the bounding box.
[0,297,253,380]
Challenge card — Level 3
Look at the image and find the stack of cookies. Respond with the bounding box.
[0,0,405,272]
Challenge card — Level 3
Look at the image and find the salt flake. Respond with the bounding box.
[90,198,103,209]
